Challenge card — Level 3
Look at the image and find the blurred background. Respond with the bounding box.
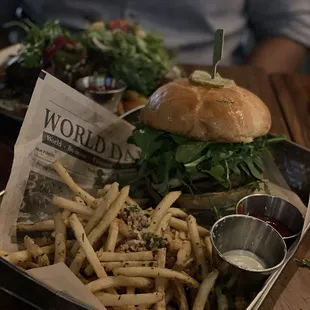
[0,0,309,72]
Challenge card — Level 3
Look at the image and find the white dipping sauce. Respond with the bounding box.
[223,250,267,271]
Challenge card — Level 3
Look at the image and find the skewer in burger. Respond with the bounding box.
[128,71,284,210]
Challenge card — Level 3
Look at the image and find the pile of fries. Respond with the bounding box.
[1,160,231,310]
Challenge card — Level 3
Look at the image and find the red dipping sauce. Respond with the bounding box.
[254,215,293,238]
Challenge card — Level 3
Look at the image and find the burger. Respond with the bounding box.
[128,71,282,210]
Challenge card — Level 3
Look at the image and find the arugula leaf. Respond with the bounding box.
[176,142,209,163]
[170,134,192,144]
[128,125,164,164]
[207,165,226,183]
[244,158,262,180]
[128,124,284,195]
[253,155,264,171]
[153,151,176,194]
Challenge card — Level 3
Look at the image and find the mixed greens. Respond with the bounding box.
[5,19,174,97]
[81,20,172,96]
[6,20,70,68]
[128,124,285,195]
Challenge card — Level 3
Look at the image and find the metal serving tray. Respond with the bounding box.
[0,138,309,309]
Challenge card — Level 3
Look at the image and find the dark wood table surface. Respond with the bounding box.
[0,64,309,309]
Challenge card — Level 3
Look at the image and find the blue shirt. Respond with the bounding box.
[21,0,310,65]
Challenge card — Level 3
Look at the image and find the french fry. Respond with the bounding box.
[169,208,188,218]
[113,267,199,288]
[105,220,119,252]
[179,231,187,240]
[34,236,54,247]
[0,250,9,257]
[169,239,183,252]
[126,287,136,310]
[163,231,174,244]
[97,184,112,197]
[136,305,153,310]
[174,281,189,310]
[87,276,153,293]
[54,211,67,263]
[101,261,157,272]
[18,261,40,269]
[83,263,96,277]
[117,219,137,239]
[154,212,172,236]
[3,241,74,264]
[96,292,164,307]
[149,191,181,233]
[69,214,106,278]
[98,251,155,262]
[84,217,120,277]
[91,197,104,209]
[175,230,180,240]
[187,215,208,278]
[70,182,119,256]
[53,160,95,205]
[204,236,213,259]
[6,161,243,310]
[16,265,26,272]
[61,209,72,221]
[170,217,209,237]
[215,286,229,310]
[192,270,219,310]
[24,236,50,267]
[176,241,191,268]
[74,196,86,205]
[69,186,129,275]
[165,288,174,305]
[17,220,56,231]
[126,196,142,211]
[155,248,166,310]
[162,241,192,296]
[52,195,92,217]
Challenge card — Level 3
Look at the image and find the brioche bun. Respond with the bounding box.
[140,78,271,143]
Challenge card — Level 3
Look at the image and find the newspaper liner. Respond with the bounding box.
[27,263,106,310]
[0,72,309,309]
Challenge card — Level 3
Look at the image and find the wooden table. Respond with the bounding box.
[261,74,310,310]
[271,74,310,148]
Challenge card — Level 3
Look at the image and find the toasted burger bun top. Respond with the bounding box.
[140,78,271,143]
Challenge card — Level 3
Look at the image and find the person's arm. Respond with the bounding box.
[248,37,308,73]
[246,0,310,73]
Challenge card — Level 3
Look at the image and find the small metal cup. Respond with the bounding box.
[211,215,287,292]
[75,75,127,113]
[236,194,304,246]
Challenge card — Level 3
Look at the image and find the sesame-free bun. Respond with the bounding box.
[140,78,271,143]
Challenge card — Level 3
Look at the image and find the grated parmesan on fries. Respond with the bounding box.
[1,160,228,310]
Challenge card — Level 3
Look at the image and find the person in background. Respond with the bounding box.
[2,0,310,73]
